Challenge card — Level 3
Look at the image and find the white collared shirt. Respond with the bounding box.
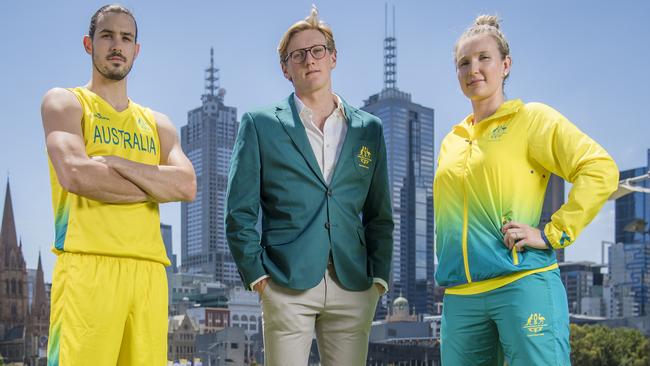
[250,93,388,294]
[294,93,348,184]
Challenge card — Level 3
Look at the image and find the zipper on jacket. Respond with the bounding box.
[462,139,473,284]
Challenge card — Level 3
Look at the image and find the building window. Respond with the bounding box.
[231,343,239,349]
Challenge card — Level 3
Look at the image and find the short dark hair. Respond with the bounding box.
[89,4,138,42]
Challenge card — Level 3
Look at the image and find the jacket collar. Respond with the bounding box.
[274,93,364,187]
[294,93,347,122]
[454,99,524,138]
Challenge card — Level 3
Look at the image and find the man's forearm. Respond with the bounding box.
[81,181,149,203]
[105,157,196,203]
[64,158,149,203]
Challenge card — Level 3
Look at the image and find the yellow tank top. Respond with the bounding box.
[48,87,170,265]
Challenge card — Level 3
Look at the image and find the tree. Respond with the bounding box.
[570,324,650,366]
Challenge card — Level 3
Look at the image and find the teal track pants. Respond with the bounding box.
[441,269,571,366]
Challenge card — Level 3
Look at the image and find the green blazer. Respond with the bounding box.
[225,94,393,291]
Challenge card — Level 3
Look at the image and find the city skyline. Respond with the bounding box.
[1,1,649,281]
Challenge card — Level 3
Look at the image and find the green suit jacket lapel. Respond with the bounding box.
[330,99,364,185]
[274,94,326,186]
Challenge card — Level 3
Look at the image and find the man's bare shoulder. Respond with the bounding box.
[150,110,177,134]
[41,87,82,117]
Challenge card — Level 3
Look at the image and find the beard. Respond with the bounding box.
[92,51,133,81]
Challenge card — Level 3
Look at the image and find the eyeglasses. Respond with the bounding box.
[284,44,329,64]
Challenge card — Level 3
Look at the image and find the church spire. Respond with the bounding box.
[37,250,42,271]
[32,251,47,314]
[29,250,50,340]
[1,179,19,251]
[0,178,29,333]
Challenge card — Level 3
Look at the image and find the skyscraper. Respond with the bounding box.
[609,148,650,316]
[615,148,650,244]
[607,241,647,317]
[161,222,175,308]
[539,174,566,262]
[161,223,176,273]
[361,7,435,315]
[181,49,240,285]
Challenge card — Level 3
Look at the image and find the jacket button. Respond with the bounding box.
[325,222,331,229]
[327,189,333,197]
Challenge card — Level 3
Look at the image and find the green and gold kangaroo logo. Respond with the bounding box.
[523,313,548,337]
[490,124,508,140]
[357,146,372,169]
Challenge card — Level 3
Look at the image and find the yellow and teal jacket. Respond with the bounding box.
[434,99,618,295]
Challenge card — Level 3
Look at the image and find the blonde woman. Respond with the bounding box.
[434,15,618,365]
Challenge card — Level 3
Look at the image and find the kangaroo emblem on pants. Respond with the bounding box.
[523,313,548,336]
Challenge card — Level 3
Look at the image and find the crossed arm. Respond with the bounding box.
[42,88,196,203]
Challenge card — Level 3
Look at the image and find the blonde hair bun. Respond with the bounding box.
[454,13,511,85]
[474,15,500,29]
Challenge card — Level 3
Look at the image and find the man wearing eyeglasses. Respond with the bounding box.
[225,7,393,366]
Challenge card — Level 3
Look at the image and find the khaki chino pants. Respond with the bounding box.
[260,266,381,366]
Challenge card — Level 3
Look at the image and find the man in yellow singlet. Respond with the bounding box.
[40,4,196,365]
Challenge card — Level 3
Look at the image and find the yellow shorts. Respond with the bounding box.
[47,252,168,366]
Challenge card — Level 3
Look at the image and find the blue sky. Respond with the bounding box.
[1,0,648,281]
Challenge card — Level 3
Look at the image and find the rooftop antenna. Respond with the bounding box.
[383,4,397,90]
[203,47,221,101]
